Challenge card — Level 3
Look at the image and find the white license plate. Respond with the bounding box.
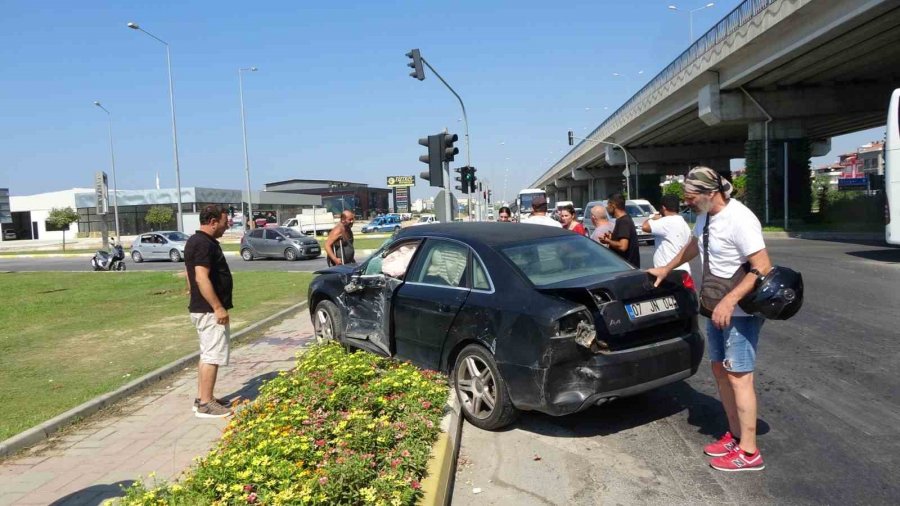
[625,296,678,320]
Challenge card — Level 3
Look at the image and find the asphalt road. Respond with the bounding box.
[0,253,330,273]
[454,238,900,505]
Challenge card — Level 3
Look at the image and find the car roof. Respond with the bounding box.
[395,222,572,248]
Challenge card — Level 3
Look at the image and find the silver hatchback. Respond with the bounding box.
[240,227,321,261]
[131,231,189,263]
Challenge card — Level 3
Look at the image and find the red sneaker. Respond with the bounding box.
[704,432,739,457]
[709,448,765,472]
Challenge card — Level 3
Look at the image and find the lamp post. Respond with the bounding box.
[238,66,258,229]
[127,21,184,232]
[667,3,715,42]
[93,101,120,239]
[568,131,637,198]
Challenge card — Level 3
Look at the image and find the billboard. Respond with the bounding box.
[95,171,109,215]
[386,175,415,187]
[0,188,10,224]
[394,187,410,214]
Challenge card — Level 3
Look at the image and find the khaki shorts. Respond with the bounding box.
[190,313,230,366]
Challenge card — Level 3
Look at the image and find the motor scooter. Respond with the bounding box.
[91,241,126,271]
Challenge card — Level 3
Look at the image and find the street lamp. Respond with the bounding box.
[127,21,184,232]
[93,101,120,239]
[668,3,715,43]
[239,66,258,229]
[568,130,638,198]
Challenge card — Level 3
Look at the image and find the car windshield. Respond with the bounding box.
[626,205,646,218]
[417,217,430,223]
[500,235,633,287]
[638,204,654,215]
[276,227,306,238]
[163,232,190,242]
[519,193,543,212]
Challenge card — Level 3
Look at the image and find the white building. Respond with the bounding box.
[4,188,90,242]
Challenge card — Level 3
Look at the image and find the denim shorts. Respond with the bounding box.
[706,316,764,373]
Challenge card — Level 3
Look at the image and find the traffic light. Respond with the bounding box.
[441,132,459,162]
[454,167,469,194]
[568,130,575,146]
[418,134,443,187]
[466,166,477,193]
[406,49,425,81]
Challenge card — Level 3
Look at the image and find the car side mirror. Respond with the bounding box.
[276,236,284,241]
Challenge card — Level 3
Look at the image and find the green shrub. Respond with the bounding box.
[122,344,449,505]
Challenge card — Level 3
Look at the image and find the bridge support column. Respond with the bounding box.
[745,121,812,227]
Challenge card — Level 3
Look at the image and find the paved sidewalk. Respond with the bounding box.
[0,309,315,506]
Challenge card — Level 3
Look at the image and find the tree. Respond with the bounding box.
[663,180,685,201]
[47,207,79,252]
[732,173,747,201]
[145,206,174,231]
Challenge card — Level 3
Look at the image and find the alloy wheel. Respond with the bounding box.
[456,355,497,419]
[314,308,334,344]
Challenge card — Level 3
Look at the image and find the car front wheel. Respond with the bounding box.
[284,248,298,261]
[169,249,182,262]
[131,251,144,263]
[313,300,342,344]
[454,344,519,430]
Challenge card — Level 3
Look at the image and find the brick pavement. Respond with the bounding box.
[0,309,315,506]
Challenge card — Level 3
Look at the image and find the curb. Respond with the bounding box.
[763,231,885,242]
[420,390,463,506]
[0,300,309,459]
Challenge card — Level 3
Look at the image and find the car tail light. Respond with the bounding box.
[681,271,695,292]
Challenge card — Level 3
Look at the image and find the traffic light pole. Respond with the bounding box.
[420,58,473,220]
[443,160,452,221]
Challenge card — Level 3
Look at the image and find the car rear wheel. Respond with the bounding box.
[131,251,144,263]
[241,248,254,261]
[284,248,298,261]
[313,300,342,344]
[454,344,519,430]
[169,249,182,262]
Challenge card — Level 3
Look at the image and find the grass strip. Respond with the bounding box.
[122,343,449,505]
[0,271,311,440]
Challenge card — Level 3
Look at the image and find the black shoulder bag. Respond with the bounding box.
[699,213,751,318]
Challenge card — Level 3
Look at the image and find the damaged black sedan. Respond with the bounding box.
[308,223,704,430]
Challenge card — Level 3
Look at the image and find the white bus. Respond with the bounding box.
[517,188,546,221]
[886,88,900,245]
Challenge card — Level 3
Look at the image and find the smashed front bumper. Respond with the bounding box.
[499,329,704,417]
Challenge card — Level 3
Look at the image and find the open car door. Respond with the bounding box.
[336,239,423,357]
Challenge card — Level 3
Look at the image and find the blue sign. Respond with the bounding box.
[838,177,868,189]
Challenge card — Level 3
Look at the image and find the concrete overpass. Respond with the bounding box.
[532,0,900,223]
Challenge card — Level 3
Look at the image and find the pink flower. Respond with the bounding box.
[315,439,326,447]
[421,401,432,409]
[390,458,401,468]
[411,481,422,490]
[319,477,328,486]
[243,485,254,493]
[246,492,258,503]
[401,450,411,458]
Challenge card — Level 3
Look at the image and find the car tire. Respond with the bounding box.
[241,248,254,261]
[284,248,298,261]
[453,344,519,430]
[169,249,182,262]
[313,300,342,344]
[131,251,144,263]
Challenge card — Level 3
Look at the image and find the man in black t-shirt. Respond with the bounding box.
[600,193,640,267]
[184,205,234,418]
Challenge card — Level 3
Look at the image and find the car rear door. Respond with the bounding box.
[392,238,471,370]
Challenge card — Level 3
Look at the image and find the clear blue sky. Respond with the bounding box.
[0,1,886,203]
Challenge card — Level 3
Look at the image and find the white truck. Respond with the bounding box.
[282,208,338,235]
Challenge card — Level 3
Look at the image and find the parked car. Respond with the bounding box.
[308,223,702,430]
[241,227,321,261]
[361,215,402,233]
[410,215,438,227]
[584,200,655,245]
[131,231,190,263]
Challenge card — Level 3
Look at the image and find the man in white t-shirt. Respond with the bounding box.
[521,194,563,228]
[642,194,691,275]
[648,166,772,473]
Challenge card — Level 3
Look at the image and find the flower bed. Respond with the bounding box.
[122,343,449,505]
